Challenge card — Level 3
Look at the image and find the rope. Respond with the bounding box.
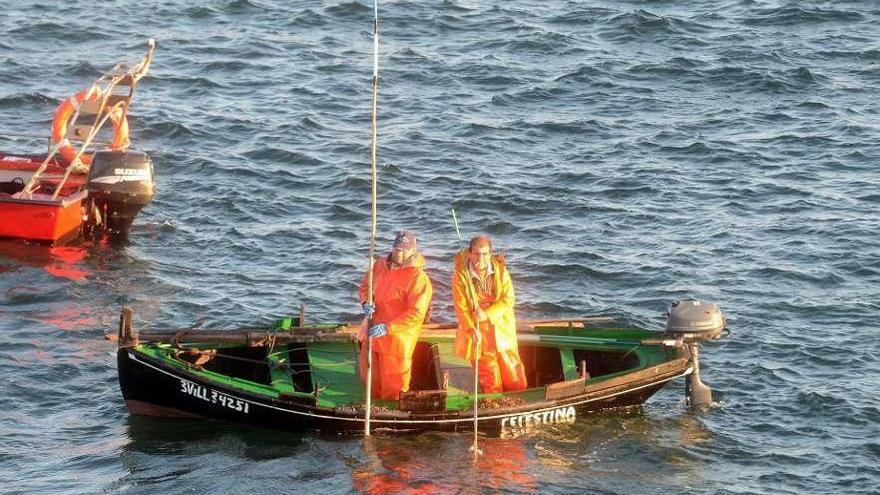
[172,326,196,349]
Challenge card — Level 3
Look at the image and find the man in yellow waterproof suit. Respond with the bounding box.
[359,230,433,400]
[452,235,527,393]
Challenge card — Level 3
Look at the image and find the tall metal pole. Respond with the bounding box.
[364,0,380,438]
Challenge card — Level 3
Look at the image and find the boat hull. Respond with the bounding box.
[0,191,86,242]
[0,155,86,242]
[118,345,690,436]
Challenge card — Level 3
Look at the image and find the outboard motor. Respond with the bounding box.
[665,299,727,408]
[85,150,156,239]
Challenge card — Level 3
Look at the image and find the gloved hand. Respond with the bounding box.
[367,323,387,338]
[472,327,482,344]
[362,302,376,319]
[474,307,488,323]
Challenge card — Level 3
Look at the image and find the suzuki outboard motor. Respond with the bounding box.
[665,299,727,408]
[85,150,156,238]
[666,299,725,342]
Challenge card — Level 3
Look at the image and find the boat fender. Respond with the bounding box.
[51,90,130,166]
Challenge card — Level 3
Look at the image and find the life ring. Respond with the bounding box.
[51,90,130,166]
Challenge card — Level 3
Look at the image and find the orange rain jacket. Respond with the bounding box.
[359,253,433,359]
[451,249,519,361]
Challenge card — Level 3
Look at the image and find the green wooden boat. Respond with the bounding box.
[117,300,724,435]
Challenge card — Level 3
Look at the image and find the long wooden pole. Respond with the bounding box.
[364,0,380,438]
[451,208,482,456]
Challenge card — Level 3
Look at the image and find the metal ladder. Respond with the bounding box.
[18,38,156,199]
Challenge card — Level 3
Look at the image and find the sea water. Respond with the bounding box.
[1,1,878,494]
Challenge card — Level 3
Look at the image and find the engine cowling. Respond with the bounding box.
[85,150,156,238]
[665,298,726,342]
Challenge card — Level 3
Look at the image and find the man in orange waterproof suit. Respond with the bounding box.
[359,230,433,400]
[452,235,527,393]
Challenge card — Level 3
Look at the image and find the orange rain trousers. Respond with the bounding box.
[358,350,412,401]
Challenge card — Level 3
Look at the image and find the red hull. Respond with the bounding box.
[0,154,87,243]
[0,192,86,242]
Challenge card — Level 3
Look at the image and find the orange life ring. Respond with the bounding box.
[51,90,130,166]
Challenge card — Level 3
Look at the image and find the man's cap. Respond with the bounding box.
[392,230,418,250]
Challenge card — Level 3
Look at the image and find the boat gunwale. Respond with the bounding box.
[0,188,87,206]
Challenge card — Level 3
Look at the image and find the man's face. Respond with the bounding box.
[469,244,491,273]
[391,247,415,266]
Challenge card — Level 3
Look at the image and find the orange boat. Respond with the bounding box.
[0,40,156,244]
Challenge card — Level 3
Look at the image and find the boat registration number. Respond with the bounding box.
[179,378,250,414]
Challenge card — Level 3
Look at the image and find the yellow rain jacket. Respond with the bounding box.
[452,248,519,361]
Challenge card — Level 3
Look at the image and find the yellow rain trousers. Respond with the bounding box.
[452,249,527,393]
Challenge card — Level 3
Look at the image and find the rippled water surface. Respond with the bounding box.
[2,1,878,494]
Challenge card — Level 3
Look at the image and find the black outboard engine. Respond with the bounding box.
[665,299,727,408]
[85,150,156,239]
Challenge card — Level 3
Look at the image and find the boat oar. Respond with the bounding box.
[363,0,381,438]
[452,208,482,456]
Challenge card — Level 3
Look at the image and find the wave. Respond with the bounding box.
[0,93,54,109]
[743,7,865,26]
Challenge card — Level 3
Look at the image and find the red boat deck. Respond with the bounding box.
[0,154,88,243]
